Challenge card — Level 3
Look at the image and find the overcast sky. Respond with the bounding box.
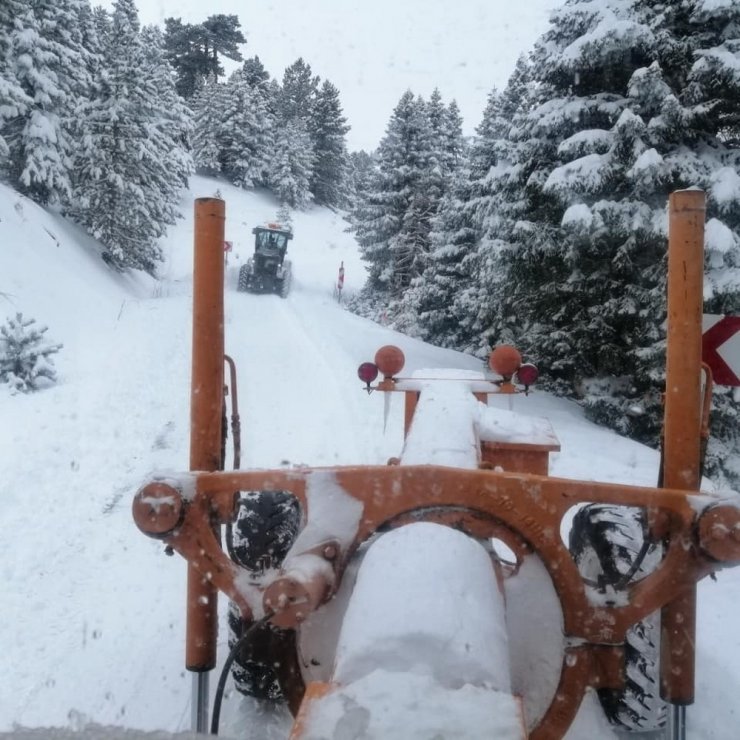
[96,0,557,151]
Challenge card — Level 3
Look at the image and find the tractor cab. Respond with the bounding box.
[253,225,291,260]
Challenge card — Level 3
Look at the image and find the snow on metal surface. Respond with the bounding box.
[333,522,511,690]
[477,404,560,447]
[400,381,480,468]
[504,554,565,727]
[291,471,364,552]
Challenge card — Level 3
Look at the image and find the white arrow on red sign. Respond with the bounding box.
[702,314,740,386]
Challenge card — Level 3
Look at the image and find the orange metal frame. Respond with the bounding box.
[134,191,740,738]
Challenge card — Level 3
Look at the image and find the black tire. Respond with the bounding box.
[227,601,302,703]
[237,263,251,292]
[569,504,666,732]
[279,261,291,298]
[227,491,301,703]
[229,490,300,572]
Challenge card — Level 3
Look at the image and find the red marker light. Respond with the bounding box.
[516,363,539,387]
[358,362,379,386]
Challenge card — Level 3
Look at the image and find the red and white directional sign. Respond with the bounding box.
[703,314,740,386]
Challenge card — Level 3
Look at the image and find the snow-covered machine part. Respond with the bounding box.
[333,522,512,689]
[399,380,481,467]
[295,522,523,738]
[132,191,740,740]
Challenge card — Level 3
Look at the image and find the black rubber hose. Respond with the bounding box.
[210,612,274,736]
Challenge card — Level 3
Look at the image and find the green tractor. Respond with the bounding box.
[237,223,293,297]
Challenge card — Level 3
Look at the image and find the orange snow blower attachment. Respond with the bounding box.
[134,190,740,739]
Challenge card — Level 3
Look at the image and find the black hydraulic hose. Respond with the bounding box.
[210,612,274,736]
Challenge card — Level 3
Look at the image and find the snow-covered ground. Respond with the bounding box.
[1,176,740,739]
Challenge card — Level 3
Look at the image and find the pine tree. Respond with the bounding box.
[0,0,31,160]
[1,0,89,205]
[309,80,350,207]
[346,150,376,208]
[478,0,740,486]
[241,56,270,88]
[163,14,245,98]
[279,58,319,123]
[72,0,190,273]
[217,68,273,188]
[268,119,314,208]
[191,76,226,174]
[353,91,438,308]
[0,313,62,393]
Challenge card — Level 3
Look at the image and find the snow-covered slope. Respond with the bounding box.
[1,177,739,739]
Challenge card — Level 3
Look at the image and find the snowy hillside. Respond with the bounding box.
[1,177,740,739]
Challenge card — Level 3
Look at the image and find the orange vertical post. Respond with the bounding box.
[660,190,705,713]
[187,197,225,677]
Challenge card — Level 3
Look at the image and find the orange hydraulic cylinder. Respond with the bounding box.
[660,189,705,705]
[186,197,226,672]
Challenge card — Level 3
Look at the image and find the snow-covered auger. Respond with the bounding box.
[133,192,740,739]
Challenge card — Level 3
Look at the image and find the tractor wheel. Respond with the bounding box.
[569,504,666,732]
[279,261,292,299]
[237,263,251,292]
[228,491,302,703]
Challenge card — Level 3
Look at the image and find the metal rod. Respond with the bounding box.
[187,197,226,728]
[660,190,705,714]
[191,672,210,733]
[670,704,687,740]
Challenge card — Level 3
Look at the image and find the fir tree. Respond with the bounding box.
[478,0,740,486]
[1,0,88,204]
[72,0,190,273]
[268,119,314,209]
[163,14,245,98]
[309,80,350,208]
[241,56,270,88]
[0,313,62,393]
[218,68,273,188]
[353,91,438,307]
[191,76,226,174]
[279,58,319,123]
[346,150,376,208]
[0,0,31,159]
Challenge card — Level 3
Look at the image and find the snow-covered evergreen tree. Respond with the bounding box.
[279,58,319,123]
[353,90,438,305]
[1,0,89,204]
[477,0,740,485]
[241,55,270,88]
[346,150,376,209]
[191,76,226,174]
[309,80,350,208]
[0,313,62,393]
[268,119,314,209]
[72,0,190,273]
[217,68,273,188]
[0,0,31,160]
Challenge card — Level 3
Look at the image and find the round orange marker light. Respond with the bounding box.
[489,345,522,378]
[375,345,405,377]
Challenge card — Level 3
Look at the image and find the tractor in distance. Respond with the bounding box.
[237,222,293,297]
